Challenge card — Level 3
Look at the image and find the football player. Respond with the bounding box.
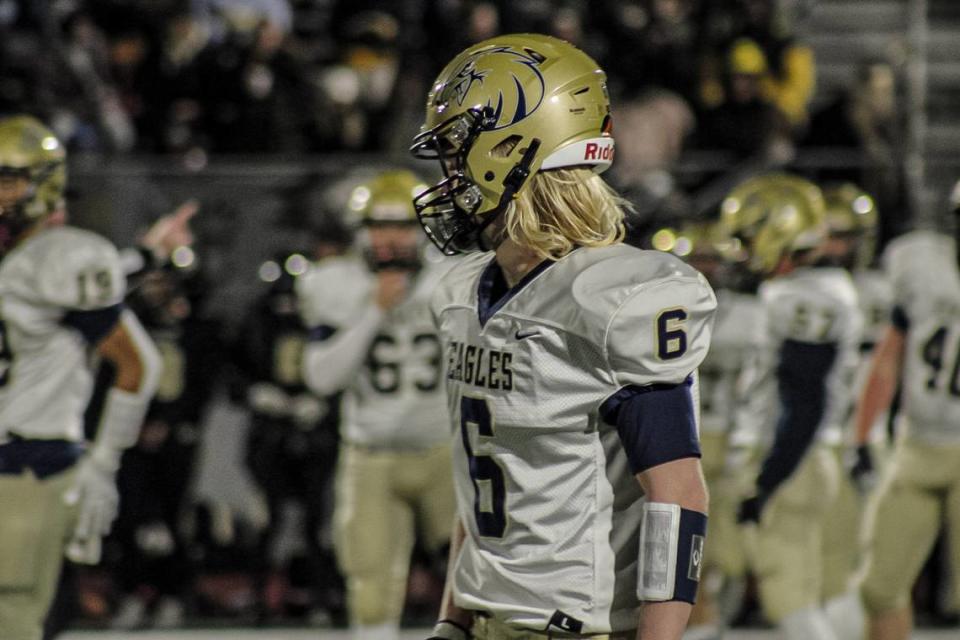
[853,193,960,640]
[653,223,762,640]
[410,35,716,640]
[817,183,890,639]
[0,115,161,640]
[298,169,456,640]
[724,174,863,640]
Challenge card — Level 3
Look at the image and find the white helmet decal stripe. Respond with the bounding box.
[540,137,615,174]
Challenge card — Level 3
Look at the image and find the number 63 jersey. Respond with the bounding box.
[885,230,960,442]
[432,244,716,633]
[0,226,125,442]
[297,254,453,449]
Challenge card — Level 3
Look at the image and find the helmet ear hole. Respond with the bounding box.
[490,135,522,158]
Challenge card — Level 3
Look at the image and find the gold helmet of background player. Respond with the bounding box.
[822,183,877,235]
[349,169,428,271]
[720,173,826,274]
[410,33,614,254]
[348,169,426,226]
[821,182,877,267]
[0,115,66,224]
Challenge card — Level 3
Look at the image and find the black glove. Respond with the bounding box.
[737,493,767,524]
[427,619,471,640]
[849,444,876,493]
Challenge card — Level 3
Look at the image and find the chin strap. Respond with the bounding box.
[471,139,542,252]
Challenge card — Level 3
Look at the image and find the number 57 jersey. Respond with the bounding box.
[432,244,716,633]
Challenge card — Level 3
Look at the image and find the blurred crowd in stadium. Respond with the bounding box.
[0,0,943,637]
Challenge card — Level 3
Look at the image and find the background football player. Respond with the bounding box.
[297,169,456,640]
[853,189,960,640]
[236,247,345,625]
[0,115,161,640]
[411,34,716,640]
[817,182,889,640]
[724,174,863,640]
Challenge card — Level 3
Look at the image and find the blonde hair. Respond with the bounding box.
[504,168,628,260]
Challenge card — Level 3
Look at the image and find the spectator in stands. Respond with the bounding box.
[598,0,703,101]
[700,0,815,129]
[192,5,316,152]
[803,59,907,244]
[692,37,793,160]
[40,5,135,151]
[315,10,403,151]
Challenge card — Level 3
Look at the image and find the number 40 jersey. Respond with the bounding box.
[885,230,960,442]
[431,244,716,634]
[0,225,125,442]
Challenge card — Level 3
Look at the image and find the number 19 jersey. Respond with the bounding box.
[432,244,716,633]
[0,226,125,442]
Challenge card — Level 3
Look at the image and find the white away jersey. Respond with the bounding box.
[854,268,894,351]
[432,244,716,633]
[0,226,125,442]
[698,290,763,434]
[884,231,960,443]
[297,253,453,449]
[751,267,862,446]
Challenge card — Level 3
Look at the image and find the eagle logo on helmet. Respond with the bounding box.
[438,46,546,131]
[449,60,488,106]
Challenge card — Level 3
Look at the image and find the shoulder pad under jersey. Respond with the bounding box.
[27,226,125,310]
[295,255,373,329]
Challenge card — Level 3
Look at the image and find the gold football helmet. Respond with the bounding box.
[821,182,877,268]
[410,34,614,254]
[349,169,428,270]
[0,115,66,235]
[822,183,877,235]
[348,169,426,226]
[720,173,826,274]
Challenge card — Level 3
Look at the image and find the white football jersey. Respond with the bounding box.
[752,267,862,446]
[432,244,716,633]
[297,252,453,449]
[853,268,894,352]
[0,226,125,442]
[884,231,960,443]
[698,290,763,435]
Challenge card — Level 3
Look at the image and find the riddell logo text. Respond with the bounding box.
[584,142,614,161]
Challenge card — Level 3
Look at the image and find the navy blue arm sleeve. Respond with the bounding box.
[308,324,337,342]
[891,305,910,332]
[601,376,701,474]
[755,340,838,498]
[62,304,124,344]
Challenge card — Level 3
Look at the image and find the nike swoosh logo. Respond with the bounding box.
[515,329,540,340]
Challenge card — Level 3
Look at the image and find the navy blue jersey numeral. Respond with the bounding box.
[367,333,442,394]
[657,308,688,360]
[460,396,506,538]
[0,319,10,387]
[921,325,960,397]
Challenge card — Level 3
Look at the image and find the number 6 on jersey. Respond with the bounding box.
[656,308,688,360]
[460,396,507,538]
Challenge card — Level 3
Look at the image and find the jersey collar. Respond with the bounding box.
[476,255,555,328]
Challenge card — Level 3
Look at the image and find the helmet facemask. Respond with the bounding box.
[411,106,538,255]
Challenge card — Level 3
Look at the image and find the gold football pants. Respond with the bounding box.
[334,442,455,626]
[0,467,77,640]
